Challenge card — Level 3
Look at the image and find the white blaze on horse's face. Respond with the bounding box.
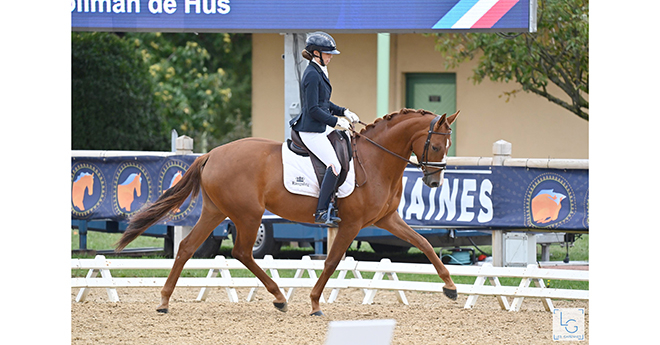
[421,148,448,188]
[437,159,446,187]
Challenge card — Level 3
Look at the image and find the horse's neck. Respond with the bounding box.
[76,175,92,189]
[365,115,427,159]
[358,115,426,184]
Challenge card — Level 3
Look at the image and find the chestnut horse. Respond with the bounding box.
[116,108,459,316]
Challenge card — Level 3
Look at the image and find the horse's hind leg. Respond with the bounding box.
[157,195,225,313]
[231,217,288,312]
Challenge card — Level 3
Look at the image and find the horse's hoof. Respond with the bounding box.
[156,308,169,314]
[273,302,288,313]
[310,310,325,316]
[443,286,458,301]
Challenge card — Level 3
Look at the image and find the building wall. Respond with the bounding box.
[252,34,284,142]
[252,33,588,159]
[252,33,378,142]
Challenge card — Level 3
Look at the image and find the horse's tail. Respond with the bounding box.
[114,153,211,252]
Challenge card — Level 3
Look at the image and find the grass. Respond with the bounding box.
[71,230,588,290]
[71,228,164,251]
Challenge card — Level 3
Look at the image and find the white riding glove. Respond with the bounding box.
[344,109,360,123]
[334,117,352,131]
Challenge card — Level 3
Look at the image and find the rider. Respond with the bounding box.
[289,31,360,226]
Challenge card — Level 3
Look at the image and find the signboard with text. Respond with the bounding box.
[71,0,536,33]
[72,156,587,231]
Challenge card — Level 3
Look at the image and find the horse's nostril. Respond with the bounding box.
[430,181,439,188]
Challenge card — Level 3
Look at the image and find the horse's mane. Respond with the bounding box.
[359,108,436,135]
[74,172,92,183]
[121,173,140,185]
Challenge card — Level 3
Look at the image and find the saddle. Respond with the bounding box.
[287,130,352,188]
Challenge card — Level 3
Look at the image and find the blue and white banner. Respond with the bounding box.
[72,155,588,231]
[398,166,495,227]
[397,165,588,231]
[71,0,533,33]
[71,155,201,226]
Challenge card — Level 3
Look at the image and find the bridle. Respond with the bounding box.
[419,115,452,177]
[351,115,452,186]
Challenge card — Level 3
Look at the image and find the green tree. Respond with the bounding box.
[127,32,251,152]
[175,32,252,133]
[72,32,169,150]
[432,0,589,120]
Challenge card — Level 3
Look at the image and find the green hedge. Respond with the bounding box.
[71,32,168,151]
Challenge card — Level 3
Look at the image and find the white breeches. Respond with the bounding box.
[298,126,340,175]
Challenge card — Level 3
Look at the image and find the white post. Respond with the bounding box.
[174,135,194,257]
[283,33,307,141]
[176,135,194,154]
[492,230,504,267]
[491,140,511,267]
[171,129,178,152]
[174,226,193,257]
[492,139,512,165]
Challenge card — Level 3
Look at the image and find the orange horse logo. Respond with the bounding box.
[167,170,183,213]
[531,189,566,224]
[117,173,142,212]
[169,170,183,189]
[72,172,94,211]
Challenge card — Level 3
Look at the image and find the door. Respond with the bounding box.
[405,73,457,156]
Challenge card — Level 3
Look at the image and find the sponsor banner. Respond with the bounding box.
[71,0,532,33]
[398,166,495,227]
[71,155,201,226]
[72,157,588,231]
[397,166,588,230]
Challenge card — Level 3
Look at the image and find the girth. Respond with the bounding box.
[287,130,352,188]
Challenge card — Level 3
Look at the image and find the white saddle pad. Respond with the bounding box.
[281,143,355,198]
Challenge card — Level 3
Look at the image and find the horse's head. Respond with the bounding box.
[411,111,459,188]
[87,174,94,195]
[135,173,142,197]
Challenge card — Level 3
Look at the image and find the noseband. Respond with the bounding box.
[351,115,452,180]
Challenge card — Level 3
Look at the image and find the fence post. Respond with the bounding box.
[171,129,178,152]
[491,140,511,267]
[174,135,194,257]
[175,135,193,154]
[492,139,511,165]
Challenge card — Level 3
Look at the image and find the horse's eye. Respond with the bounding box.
[431,146,440,152]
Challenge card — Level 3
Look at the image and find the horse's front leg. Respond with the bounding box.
[375,211,457,299]
[309,224,361,316]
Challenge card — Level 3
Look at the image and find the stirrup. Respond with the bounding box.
[315,204,341,227]
[314,211,341,226]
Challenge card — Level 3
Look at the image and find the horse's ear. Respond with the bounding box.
[446,110,460,126]
[436,113,447,130]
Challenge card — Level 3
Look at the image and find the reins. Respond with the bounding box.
[349,116,452,187]
[352,121,420,166]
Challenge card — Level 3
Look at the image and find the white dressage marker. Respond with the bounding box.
[324,319,396,345]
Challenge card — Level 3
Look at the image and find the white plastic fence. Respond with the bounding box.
[71,255,588,312]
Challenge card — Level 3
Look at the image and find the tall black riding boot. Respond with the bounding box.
[315,167,341,227]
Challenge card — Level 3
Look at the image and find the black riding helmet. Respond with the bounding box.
[305,31,340,66]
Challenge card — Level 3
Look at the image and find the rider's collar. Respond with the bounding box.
[312,59,329,78]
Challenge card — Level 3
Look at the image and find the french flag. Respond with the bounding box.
[433,0,520,29]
